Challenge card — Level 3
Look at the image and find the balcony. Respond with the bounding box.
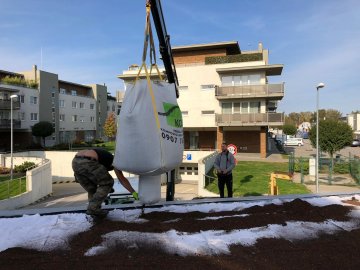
[0,119,21,129]
[215,83,284,100]
[216,113,284,127]
[0,99,20,110]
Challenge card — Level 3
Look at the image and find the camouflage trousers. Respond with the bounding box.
[72,157,114,212]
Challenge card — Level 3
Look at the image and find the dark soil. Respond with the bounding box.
[0,199,359,270]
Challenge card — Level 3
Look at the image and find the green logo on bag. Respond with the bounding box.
[158,102,183,128]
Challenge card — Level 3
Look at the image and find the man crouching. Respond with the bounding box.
[72,148,138,217]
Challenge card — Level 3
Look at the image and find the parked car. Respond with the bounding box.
[351,139,360,147]
[284,138,304,146]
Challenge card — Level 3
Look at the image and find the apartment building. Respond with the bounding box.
[0,65,111,150]
[347,112,360,138]
[119,41,285,158]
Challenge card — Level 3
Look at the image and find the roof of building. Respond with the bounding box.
[0,70,24,77]
[172,41,241,54]
[58,79,92,89]
[216,64,283,76]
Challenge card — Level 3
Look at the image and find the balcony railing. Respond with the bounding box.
[0,99,20,110]
[216,113,284,126]
[215,83,284,99]
[0,119,21,129]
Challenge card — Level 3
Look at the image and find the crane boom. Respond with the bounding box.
[149,0,179,98]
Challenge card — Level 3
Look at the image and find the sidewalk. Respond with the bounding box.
[293,173,360,194]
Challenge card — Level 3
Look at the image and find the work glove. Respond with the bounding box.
[132,192,139,200]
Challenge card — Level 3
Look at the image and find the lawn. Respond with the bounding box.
[93,141,116,153]
[206,161,310,196]
[0,177,27,200]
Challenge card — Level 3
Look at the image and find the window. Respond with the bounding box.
[20,95,25,103]
[21,112,25,121]
[107,105,109,111]
[200,84,215,90]
[222,103,232,114]
[30,113,38,121]
[249,74,261,85]
[72,101,77,108]
[79,102,84,109]
[221,74,261,86]
[51,93,55,98]
[182,111,188,116]
[59,114,65,121]
[90,104,95,110]
[72,115,77,122]
[233,103,241,114]
[90,116,95,122]
[71,90,77,96]
[59,100,65,108]
[60,88,66,94]
[250,101,261,113]
[178,86,188,91]
[221,76,232,86]
[201,110,215,115]
[241,102,249,113]
[30,96,37,104]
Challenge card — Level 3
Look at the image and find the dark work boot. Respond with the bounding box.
[86,208,109,218]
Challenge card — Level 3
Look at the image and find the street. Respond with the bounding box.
[284,139,360,158]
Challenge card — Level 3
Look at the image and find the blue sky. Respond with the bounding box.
[0,0,359,114]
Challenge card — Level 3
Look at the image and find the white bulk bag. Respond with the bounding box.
[113,79,184,176]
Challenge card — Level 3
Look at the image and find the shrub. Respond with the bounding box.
[94,138,104,144]
[14,161,36,173]
[333,162,350,174]
[294,159,309,175]
[205,53,263,65]
[0,76,38,89]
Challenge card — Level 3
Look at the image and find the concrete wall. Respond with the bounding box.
[197,151,218,197]
[0,159,52,210]
[90,84,108,139]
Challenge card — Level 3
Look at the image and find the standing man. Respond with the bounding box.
[214,143,235,198]
[72,148,138,217]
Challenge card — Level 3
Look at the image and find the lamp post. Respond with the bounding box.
[10,94,18,181]
[315,83,325,193]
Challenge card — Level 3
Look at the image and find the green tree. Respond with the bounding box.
[309,120,353,170]
[31,121,54,147]
[283,124,297,135]
[103,113,117,140]
[310,109,342,122]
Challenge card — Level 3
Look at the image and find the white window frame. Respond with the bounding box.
[59,114,65,121]
[72,101,77,108]
[71,90,77,96]
[59,88,66,94]
[79,102,84,109]
[90,104,95,110]
[72,115,77,122]
[30,96,37,105]
[20,112,25,121]
[30,113,38,121]
[59,100,65,108]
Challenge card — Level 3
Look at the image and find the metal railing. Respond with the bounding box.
[203,173,218,188]
[0,99,20,110]
[0,119,21,129]
[216,112,284,126]
[215,83,284,98]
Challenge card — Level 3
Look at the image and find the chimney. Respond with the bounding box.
[33,64,38,82]
[258,42,263,52]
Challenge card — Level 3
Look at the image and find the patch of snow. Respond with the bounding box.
[197,214,249,221]
[107,209,147,223]
[304,195,360,207]
[0,213,91,253]
[85,219,360,256]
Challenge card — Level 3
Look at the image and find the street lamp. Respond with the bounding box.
[315,83,325,193]
[10,94,18,181]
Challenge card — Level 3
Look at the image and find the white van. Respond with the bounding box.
[284,138,304,146]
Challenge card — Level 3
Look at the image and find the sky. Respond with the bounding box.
[0,0,359,114]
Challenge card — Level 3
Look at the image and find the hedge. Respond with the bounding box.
[205,53,263,65]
